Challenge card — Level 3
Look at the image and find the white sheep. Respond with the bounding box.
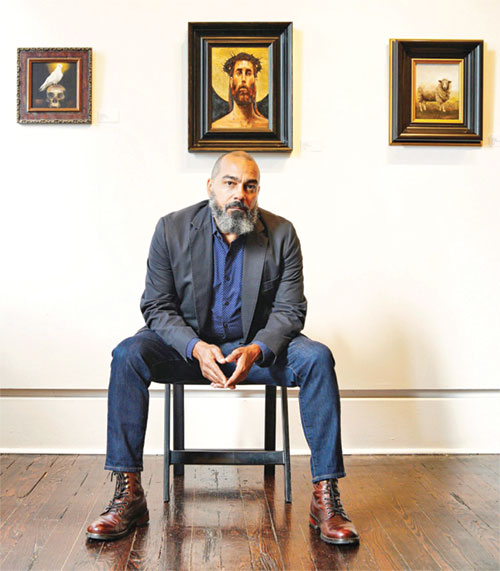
[417,79,452,112]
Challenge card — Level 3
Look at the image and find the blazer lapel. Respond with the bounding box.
[241,218,268,341]
[190,207,213,334]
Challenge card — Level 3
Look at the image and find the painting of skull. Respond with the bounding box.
[17,48,92,124]
[46,85,67,108]
[29,60,78,111]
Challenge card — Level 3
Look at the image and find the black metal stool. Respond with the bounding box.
[163,383,292,503]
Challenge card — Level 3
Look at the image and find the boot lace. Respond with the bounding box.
[323,479,349,520]
[102,472,130,515]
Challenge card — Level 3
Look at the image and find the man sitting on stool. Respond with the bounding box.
[86,151,359,545]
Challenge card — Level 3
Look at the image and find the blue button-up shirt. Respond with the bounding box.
[186,217,272,364]
[207,217,245,342]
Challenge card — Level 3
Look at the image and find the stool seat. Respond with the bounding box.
[163,383,292,503]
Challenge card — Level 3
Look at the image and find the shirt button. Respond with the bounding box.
[223,322,228,328]
[225,276,230,281]
[224,301,229,306]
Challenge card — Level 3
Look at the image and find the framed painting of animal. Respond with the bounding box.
[188,22,293,152]
[389,40,483,145]
[17,48,92,124]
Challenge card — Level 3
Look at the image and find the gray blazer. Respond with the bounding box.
[140,200,307,364]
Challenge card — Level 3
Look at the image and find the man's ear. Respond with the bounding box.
[207,178,212,197]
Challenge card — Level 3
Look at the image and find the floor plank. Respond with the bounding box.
[29,456,113,570]
[261,466,317,570]
[381,460,481,570]
[410,457,500,566]
[341,457,409,570]
[125,456,167,570]
[188,466,224,569]
[288,465,349,570]
[160,468,193,570]
[0,454,498,570]
[61,462,116,570]
[0,455,18,478]
[419,455,498,530]
[217,466,254,570]
[1,455,58,531]
[1,455,77,570]
[474,454,500,475]
[239,465,284,570]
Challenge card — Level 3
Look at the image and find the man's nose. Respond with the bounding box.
[232,184,245,200]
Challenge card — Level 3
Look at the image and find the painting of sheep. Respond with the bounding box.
[413,60,461,121]
[417,79,452,112]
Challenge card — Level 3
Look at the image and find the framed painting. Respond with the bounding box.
[188,22,292,152]
[17,48,92,124]
[389,40,483,145]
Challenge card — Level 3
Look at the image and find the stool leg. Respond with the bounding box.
[173,384,185,477]
[164,384,171,503]
[264,385,276,477]
[281,387,292,503]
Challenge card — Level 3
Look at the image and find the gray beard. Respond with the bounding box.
[209,194,258,235]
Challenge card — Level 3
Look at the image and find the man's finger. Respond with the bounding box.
[206,363,227,384]
[211,346,227,364]
[225,362,246,388]
[201,355,227,384]
[224,348,241,363]
[223,377,237,389]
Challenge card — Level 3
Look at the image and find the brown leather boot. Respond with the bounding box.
[86,471,149,541]
[309,479,359,545]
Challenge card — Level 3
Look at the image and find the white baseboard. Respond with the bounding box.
[1,448,498,455]
[1,390,499,454]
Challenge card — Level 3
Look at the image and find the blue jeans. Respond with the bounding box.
[105,329,346,482]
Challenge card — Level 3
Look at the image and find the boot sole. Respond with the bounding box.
[86,510,150,541]
[309,513,359,545]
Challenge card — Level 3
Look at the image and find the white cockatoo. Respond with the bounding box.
[39,63,64,92]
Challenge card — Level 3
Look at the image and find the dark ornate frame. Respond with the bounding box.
[188,22,292,152]
[17,47,92,124]
[389,39,483,145]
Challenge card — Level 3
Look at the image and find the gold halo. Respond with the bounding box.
[212,47,269,103]
[46,62,72,73]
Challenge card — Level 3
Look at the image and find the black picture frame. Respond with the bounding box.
[389,39,483,145]
[17,48,92,124]
[188,22,292,152]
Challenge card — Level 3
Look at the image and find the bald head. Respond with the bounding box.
[210,151,260,182]
[207,151,260,238]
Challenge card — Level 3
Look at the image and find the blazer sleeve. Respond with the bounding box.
[140,218,199,360]
[251,223,307,363]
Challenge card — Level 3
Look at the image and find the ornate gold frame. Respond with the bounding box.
[18,48,92,124]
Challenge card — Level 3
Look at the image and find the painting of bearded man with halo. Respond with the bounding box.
[211,48,269,130]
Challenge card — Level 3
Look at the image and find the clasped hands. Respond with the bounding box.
[192,340,261,390]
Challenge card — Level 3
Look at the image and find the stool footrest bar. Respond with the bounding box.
[170,450,284,465]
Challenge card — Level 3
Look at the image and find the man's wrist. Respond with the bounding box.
[247,343,262,360]
[252,341,274,366]
[192,340,206,360]
[187,337,202,360]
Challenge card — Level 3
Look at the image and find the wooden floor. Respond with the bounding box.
[0,455,499,570]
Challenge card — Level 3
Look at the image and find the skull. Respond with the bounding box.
[46,84,66,108]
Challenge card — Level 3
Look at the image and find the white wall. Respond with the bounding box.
[1,0,499,453]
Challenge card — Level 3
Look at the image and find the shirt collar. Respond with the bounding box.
[210,215,219,236]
